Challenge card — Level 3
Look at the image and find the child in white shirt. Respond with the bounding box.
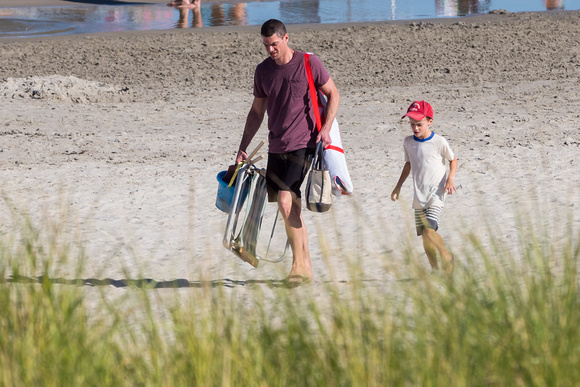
[391,101,458,274]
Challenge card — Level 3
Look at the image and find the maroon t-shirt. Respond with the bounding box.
[253,50,330,154]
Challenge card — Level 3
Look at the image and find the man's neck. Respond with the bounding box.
[275,49,295,66]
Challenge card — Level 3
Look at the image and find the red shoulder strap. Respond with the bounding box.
[304,53,322,132]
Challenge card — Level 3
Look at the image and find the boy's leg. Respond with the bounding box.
[421,231,439,270]
[416,207,454,273]
[422,228,454,273]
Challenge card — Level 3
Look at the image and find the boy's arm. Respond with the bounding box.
[391,162,411,201]
[445,157,458,194]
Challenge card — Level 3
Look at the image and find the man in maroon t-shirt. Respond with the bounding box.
[235,19,340,283]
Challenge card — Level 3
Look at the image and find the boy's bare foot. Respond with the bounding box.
[442,255,455,275]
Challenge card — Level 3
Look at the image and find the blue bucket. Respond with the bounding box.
[216,170,249,213]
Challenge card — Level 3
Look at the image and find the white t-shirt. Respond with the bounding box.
[403,132,455,210]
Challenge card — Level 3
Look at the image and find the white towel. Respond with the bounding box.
[317,89,354,196]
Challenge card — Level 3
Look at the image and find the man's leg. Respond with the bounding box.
[277,190,313,281]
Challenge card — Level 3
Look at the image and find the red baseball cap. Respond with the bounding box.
[401,100,434,120]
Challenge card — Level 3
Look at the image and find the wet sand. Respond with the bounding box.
[1,7,579,291]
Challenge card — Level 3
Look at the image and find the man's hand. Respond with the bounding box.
[316,131,332,148]
[235,149,248,165]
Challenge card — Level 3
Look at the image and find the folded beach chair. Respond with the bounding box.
[222,144,289,268]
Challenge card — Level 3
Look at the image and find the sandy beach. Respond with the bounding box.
[1,5,579,292]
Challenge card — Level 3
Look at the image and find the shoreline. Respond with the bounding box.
[1,0,578,41]
[0,0,245,6]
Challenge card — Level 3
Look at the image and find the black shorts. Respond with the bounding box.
[266,148,315,202]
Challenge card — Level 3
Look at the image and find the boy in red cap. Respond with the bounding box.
[391,101,458,274]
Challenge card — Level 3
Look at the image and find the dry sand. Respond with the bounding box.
[1,8,579,294]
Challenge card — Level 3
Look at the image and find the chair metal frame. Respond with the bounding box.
[222,142,289,267]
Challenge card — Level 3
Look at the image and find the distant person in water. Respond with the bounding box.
[544,0,563,10]
[210,3,247,26]
[167,0,202,28]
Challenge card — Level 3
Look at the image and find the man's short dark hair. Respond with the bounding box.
[261,19,287,38]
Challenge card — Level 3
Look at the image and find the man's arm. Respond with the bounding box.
[445,157,458,194]
[317,77,339,147]
[391,162,411,201]
[236,97,267,164]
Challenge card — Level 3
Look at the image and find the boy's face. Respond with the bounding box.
[408,116,433,139]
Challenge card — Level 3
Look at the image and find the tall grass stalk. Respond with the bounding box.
[0,211,578,386]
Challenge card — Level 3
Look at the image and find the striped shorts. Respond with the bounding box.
[415,206,443,236]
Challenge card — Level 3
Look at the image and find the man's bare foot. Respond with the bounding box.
[287,274,312,282]
[285,274,312,287]
[286,267,313,285]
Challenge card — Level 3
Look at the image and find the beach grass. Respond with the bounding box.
[1,209,579,386]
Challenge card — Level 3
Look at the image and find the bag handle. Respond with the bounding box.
[304,53,322,132]
[305,55,326,174]
[311,141,326,171]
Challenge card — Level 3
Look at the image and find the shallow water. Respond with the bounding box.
[0,0,578,38]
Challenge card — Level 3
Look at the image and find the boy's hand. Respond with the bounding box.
[446,157,458,195]
[391,187,401,201]
[444,177,457,195]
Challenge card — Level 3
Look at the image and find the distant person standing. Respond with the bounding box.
[167,0,202,28]
[235,19,339,283]
[391,101,458,275]
[545,0,563,10]
[209,3,247,26]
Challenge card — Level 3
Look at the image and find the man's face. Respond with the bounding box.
[262,33,289,63]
